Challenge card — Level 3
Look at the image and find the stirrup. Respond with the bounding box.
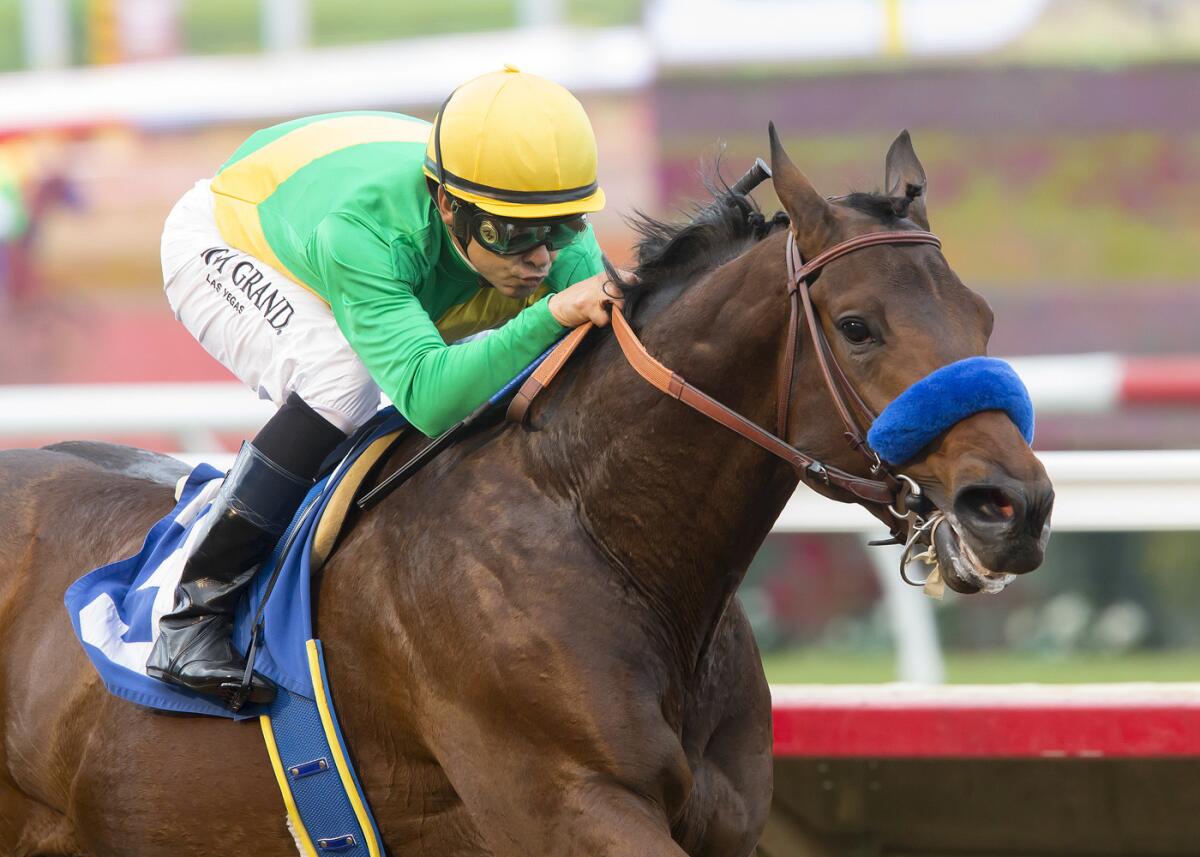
[224,623,271,712]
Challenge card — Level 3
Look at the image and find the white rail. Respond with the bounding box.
[0,382,275,437]
[0,2,1055,132]
[778,450,1200,533]
[3,353,1199,447]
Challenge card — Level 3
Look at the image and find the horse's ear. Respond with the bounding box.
[768,122,835,254]
[884,129,930,229]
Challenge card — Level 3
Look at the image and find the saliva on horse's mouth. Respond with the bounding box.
[933,515,1018,595]
[898,507,1020,597]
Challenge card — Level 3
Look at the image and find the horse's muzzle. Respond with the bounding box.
[951,474,1055,576]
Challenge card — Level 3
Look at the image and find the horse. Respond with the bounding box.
[0,128,1052,856]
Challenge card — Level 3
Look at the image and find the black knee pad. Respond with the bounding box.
[252,392,347,481]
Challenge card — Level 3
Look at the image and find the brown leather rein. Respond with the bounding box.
[507,228,942,528]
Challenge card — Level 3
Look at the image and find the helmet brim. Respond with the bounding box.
[423,164,606,219]
[470,187,606,219]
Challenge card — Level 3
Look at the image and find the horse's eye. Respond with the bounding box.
[838,318,872,344]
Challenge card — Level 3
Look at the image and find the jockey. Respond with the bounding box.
[148,66,628,706]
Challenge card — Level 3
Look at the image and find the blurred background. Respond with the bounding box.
[1,0,1197,685]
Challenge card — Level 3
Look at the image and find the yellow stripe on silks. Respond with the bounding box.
[310,428,407,573]
[210,192,313,291]
[435,284,551,344]
[306,640,383,857]
[214,115,431,204]
[211,114,431,294]
[260,715,321,857]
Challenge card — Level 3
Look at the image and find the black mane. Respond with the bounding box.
[613,184,788,294]
[839,189,918,223]
[603,182,907,300]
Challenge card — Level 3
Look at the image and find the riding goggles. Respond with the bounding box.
[466,208,588,256]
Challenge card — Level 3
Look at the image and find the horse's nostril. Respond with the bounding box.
[958,485,1018,526]
[988,488,1015,521]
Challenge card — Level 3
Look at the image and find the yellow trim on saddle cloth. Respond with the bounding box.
[259,716,320,857]
[259,641,384,857]
[211,114,430,296]
[434,283,551,344]
[310,427,407,572]
[306,640,384,857]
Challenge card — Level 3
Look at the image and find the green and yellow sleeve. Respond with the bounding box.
[312,214,576,436]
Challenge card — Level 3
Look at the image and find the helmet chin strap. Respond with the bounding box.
[446,223,479,275]
[448,198,474,254]
[438,193,478,273]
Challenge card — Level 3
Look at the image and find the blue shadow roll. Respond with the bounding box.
[866,356,1034,466]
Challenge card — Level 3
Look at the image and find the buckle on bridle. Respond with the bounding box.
[888,473,924,522]
[804,461,831,486]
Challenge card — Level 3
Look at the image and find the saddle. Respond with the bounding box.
[305,416,408,573]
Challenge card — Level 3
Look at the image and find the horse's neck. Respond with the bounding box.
[531,241,799,669]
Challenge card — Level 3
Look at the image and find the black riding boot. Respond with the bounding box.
[146,393,346,707]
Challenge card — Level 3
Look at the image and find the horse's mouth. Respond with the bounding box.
[932,513,1020,595]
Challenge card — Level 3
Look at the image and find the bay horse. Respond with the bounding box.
[0,129,1052,856]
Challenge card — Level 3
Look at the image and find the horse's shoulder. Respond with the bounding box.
[41,441,189,485]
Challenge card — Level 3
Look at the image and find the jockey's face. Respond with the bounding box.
[437,189,559,298]
[467,239,559,299]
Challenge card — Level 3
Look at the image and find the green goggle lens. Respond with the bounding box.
[469,212,587,255]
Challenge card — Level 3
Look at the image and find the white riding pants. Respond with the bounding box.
[160,180,381,434]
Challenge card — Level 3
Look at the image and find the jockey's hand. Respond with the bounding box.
[548,268,637,328]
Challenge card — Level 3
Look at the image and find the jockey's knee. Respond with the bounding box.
[286,367,381,437]
[253,392,351,480]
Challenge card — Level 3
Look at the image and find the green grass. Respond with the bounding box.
[0,0,643,70]
[180,0,260,55]
[181,0,517,55]
[0,1,23,71]
[761,650,1200,684]
[310,0,516,46]
[562,0,642,28]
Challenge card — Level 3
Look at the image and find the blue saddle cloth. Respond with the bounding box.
[64,408,409,720]
[64,337,565,719]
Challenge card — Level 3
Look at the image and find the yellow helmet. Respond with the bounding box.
[424,66,605,220]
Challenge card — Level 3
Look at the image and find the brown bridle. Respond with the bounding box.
[507,228,943,533]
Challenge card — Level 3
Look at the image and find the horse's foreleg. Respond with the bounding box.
[554,783,694,857]
[445,753,693,857]
[673,725,772,857]
[424,695,695,856]
[680,602,774,857]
